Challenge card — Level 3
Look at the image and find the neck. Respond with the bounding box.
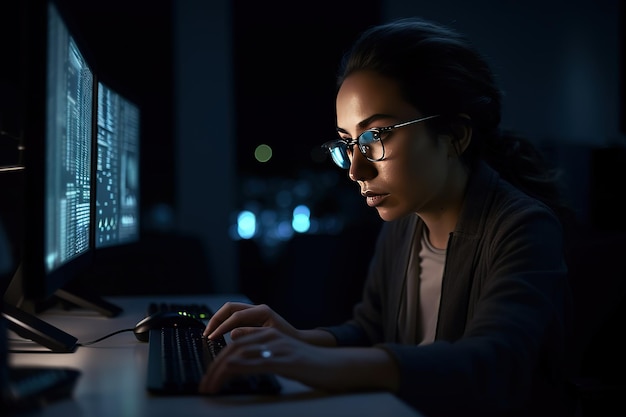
[417,163,469,250]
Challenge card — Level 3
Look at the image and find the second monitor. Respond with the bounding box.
[95,82,141,249]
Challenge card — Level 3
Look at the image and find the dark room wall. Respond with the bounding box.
[385,0,623,146]
[383,0,625,227]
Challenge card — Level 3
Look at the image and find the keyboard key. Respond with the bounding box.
[146,302,213,321]
[146,327,281,396]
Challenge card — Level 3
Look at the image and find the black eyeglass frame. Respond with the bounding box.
[321,114,440,168]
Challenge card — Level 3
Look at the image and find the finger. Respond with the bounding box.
[230,325,279,342]
[203,301,252,336]
[229,325,267,340]
[206,305,269,339]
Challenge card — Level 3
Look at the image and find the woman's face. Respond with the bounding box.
[335,70,455,221]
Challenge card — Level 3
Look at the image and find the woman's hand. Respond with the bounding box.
[203,302,300,340]
[198,326,398,395]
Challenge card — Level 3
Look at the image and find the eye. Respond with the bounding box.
[359,130,381,145]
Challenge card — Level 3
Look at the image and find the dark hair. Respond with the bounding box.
[338,17,572,222]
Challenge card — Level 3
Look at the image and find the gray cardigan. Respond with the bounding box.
[323,162,572,416]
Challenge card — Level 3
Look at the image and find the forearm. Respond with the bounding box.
[296,328,338,347]
[293,330,399,393]
[317,346,400,393]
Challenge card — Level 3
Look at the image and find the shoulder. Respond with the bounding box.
[458,162,562,239]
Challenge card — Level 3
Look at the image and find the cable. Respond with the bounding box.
[77,328,134,346]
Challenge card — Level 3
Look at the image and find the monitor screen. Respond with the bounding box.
[95,82,140,249]
[17,0,96,301]
[1,0,97,352]
[44,3,94,273]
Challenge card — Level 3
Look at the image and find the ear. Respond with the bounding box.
[445,114,472,157]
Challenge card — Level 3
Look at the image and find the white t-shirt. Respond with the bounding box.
[400,226,446,345]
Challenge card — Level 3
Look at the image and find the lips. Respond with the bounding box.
[362,191,389,207]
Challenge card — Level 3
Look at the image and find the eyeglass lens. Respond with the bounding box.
[358,131,383,161]
[328,130,383,169]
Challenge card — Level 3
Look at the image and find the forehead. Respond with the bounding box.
[336,71,416,129]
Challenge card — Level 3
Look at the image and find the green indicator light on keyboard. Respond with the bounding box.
[199,313,207,319]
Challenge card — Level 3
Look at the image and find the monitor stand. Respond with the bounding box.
[53,280,123,318]
[2,264,122,353]
[1,302,77,353]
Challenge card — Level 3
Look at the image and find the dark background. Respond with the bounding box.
[1,0,625,330]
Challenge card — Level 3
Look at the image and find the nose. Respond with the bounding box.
[348,149,375,182]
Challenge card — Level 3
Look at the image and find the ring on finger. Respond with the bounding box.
[259,345,272,359]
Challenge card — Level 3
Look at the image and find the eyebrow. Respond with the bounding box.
[336,113,395,136]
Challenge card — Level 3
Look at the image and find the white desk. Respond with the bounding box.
[8,295,424,417]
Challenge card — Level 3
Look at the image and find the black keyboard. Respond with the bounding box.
[147,302,213,321]
[146,326,281,396]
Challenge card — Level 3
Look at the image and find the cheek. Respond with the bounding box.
[388,140,449,201]
[401,139,445,181]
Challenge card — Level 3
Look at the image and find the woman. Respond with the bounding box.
[200,17,573,416]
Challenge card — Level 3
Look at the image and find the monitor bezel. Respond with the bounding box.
[19,0,98,304]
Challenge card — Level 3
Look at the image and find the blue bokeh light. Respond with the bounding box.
[292,204,310,233]
[237,210,257,239]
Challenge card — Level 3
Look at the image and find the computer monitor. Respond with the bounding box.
[2,0,119,353]
[95,81,141,250]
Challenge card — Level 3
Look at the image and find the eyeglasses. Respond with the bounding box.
[321,115,440,169]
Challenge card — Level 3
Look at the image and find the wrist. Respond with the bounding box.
[297,328,337,347]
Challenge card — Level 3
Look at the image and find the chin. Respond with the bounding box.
[375,207,408,222]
